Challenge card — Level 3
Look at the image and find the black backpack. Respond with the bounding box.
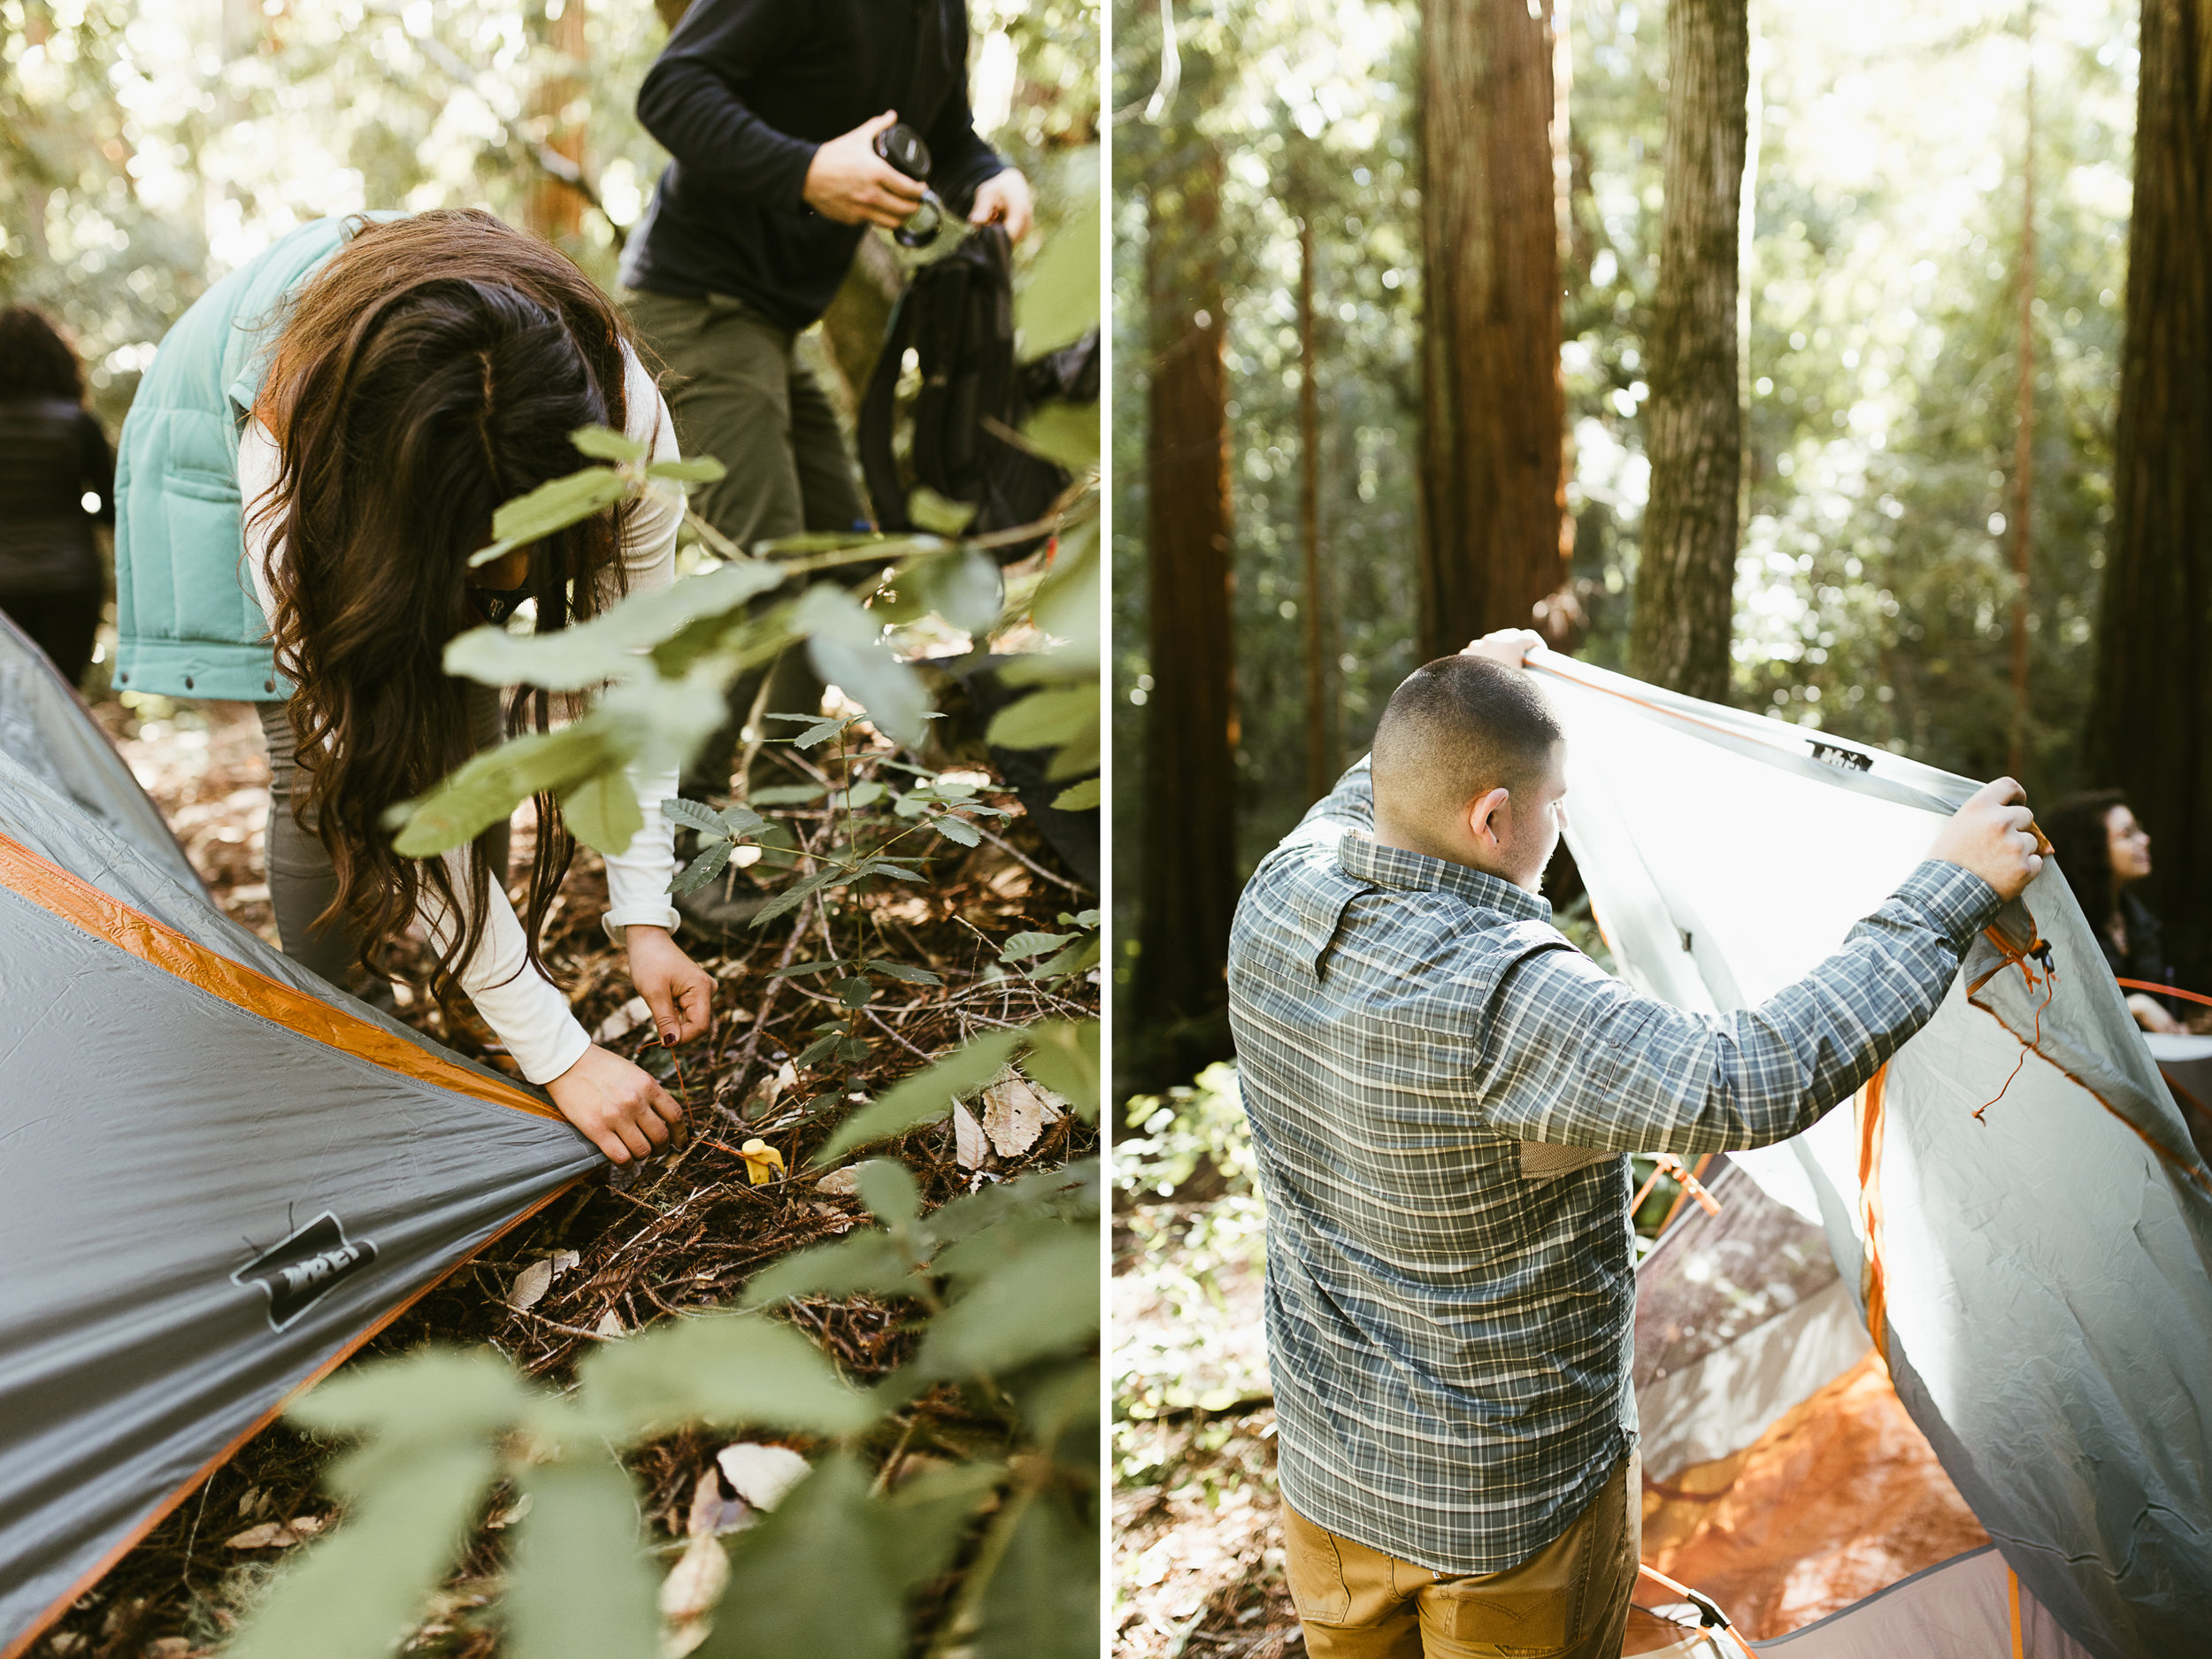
[856,226,1089,562]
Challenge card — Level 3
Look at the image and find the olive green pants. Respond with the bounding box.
[1282,1450,1640,1659]
[621,288,869,551]
[623,288,872,792]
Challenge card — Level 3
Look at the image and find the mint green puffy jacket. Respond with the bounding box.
[113,213,399,702]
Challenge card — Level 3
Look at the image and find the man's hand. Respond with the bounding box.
[2127,993,2185,1035]
[1927,777,2045,902]
[803,111,926,229]
[1460,629,1548,670]
[546,1044,686,1164]
[969,169,1033,242]
[626,925,714,1047]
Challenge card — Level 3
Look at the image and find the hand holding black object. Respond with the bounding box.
[803,110,927,229]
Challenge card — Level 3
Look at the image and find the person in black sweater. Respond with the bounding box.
[0,306,113,688]
[619,0,1030,557]
[2046,789,2190,1033]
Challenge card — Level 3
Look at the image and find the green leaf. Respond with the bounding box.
[692,1455,934,1659]
[853,1158,921,1227]
[790,717,848,749]
[769,958,852,979]
[503,1452,662,1659]
[234,1351,529,1659]
[916,1225,1100,1378]
[472,466,631,565]
[572,1312,879,1442]
[837,1035,872,1062]
[1012,1357,1103,1464]
[670,838,734,895]
[917,543,1005,634]
[751,863,850,929]
[999,930,1076,963]
[446,559,787,687]
[648,455,727,482]
[872,962,942,987]
[840,780,887,809]
[570,425,649,464]
[1013,191,1100,358]
[975,1489,1098,1659]
[817,1028,1025,1163]
[558,769,644,856]
[908,486,980,536]
[794,584,932,749]
[987,686,1097,753]
[749,782,826,806]
[1027,934,1102,981]
[1050,778,1101,811]
[388,720,626,857]
[926,1161,1099,1250]
[664,796,730,837]
[718,803,769,835]
[1018,402,1100,472]
[932,814,982,847]
[740,1232,918,1309]
[833,976,875,1009]
[796,1031,843,1068]
[1019,1020,1100,1120]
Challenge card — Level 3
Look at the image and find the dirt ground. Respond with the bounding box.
[34,692,1097,1659]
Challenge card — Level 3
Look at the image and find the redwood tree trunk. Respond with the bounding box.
[1630,0,1747,702]
[1137,161,1238,1031]
[2090,0,2212,991]
[1418,0,1571,664]
[526,0,588,245]
[1299,215,1336,803]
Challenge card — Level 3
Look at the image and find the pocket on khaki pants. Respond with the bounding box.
[1422,1576,1571,1654]
[1281,1503,1354,1624]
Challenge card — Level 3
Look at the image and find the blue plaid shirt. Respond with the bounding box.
[1226,760,1999,1574]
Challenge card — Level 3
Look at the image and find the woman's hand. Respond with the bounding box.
[546,1044,686,1164]
[969,169,1034,242]
[626,925,715,1046]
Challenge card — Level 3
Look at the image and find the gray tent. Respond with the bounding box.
[1534,656,2212,1658]
[0,612,601,1656]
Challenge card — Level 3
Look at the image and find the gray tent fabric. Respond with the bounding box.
[1632,1159,1870,1483]
[0,624,601,1655]
[0,608,198,895]
[1532,656,2212,1659]
[1746,1548,2091,1658]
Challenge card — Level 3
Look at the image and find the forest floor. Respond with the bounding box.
[35,692,1098,1659]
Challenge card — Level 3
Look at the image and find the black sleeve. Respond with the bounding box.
[923,0,1006,212]
[79,411,114,526]
[634,0,818,208]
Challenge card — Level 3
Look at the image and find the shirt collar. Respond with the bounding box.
[1336,830,1553,925]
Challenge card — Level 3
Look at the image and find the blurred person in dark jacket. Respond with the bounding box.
[0,306,113,687]
[2046,789,2189,1033]
[620,0,1030,557]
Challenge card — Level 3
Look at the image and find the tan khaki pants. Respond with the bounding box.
[1283,1450,1640,1659]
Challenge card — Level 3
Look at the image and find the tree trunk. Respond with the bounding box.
[1299,215,1336,803]
[1417,0,1571,664]
[1136,159,1238,1032]
[1630,0,1747,702]
[2090,0,2212,992]
[526,0,588,246]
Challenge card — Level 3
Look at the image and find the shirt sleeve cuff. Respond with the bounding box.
[522,1015,594,1087]
[1898,859,2003,952]
[603,905,683,946]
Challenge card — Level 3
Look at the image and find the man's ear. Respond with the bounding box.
[1466,786,1512,850]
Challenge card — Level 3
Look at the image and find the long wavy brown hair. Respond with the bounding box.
[251,210,642,995]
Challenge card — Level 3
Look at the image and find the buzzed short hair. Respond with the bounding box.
[1370,656,1563,843]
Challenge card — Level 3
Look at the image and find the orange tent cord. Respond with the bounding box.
[2008,1566,2025,1659]
[0,828,560,1122]
[1634,1563,1758,1657]
[1855,1065,1892,1364]
[2117,975,2212,1010]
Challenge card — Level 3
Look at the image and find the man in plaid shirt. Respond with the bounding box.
[1225,632,2045,1658]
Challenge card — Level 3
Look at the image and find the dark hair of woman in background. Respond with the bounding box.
[2044,789,2185,1033]
[0,305,113,686]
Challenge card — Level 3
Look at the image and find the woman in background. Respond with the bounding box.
[0,305,112,687]
[2046,790,2186,1033]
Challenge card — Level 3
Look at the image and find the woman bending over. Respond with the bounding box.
[115,211,713,1162]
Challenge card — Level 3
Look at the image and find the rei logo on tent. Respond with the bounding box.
[1808,738,1874,773]
[232,1212,379,1331]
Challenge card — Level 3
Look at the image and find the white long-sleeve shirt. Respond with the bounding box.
[241,342,684,1084]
